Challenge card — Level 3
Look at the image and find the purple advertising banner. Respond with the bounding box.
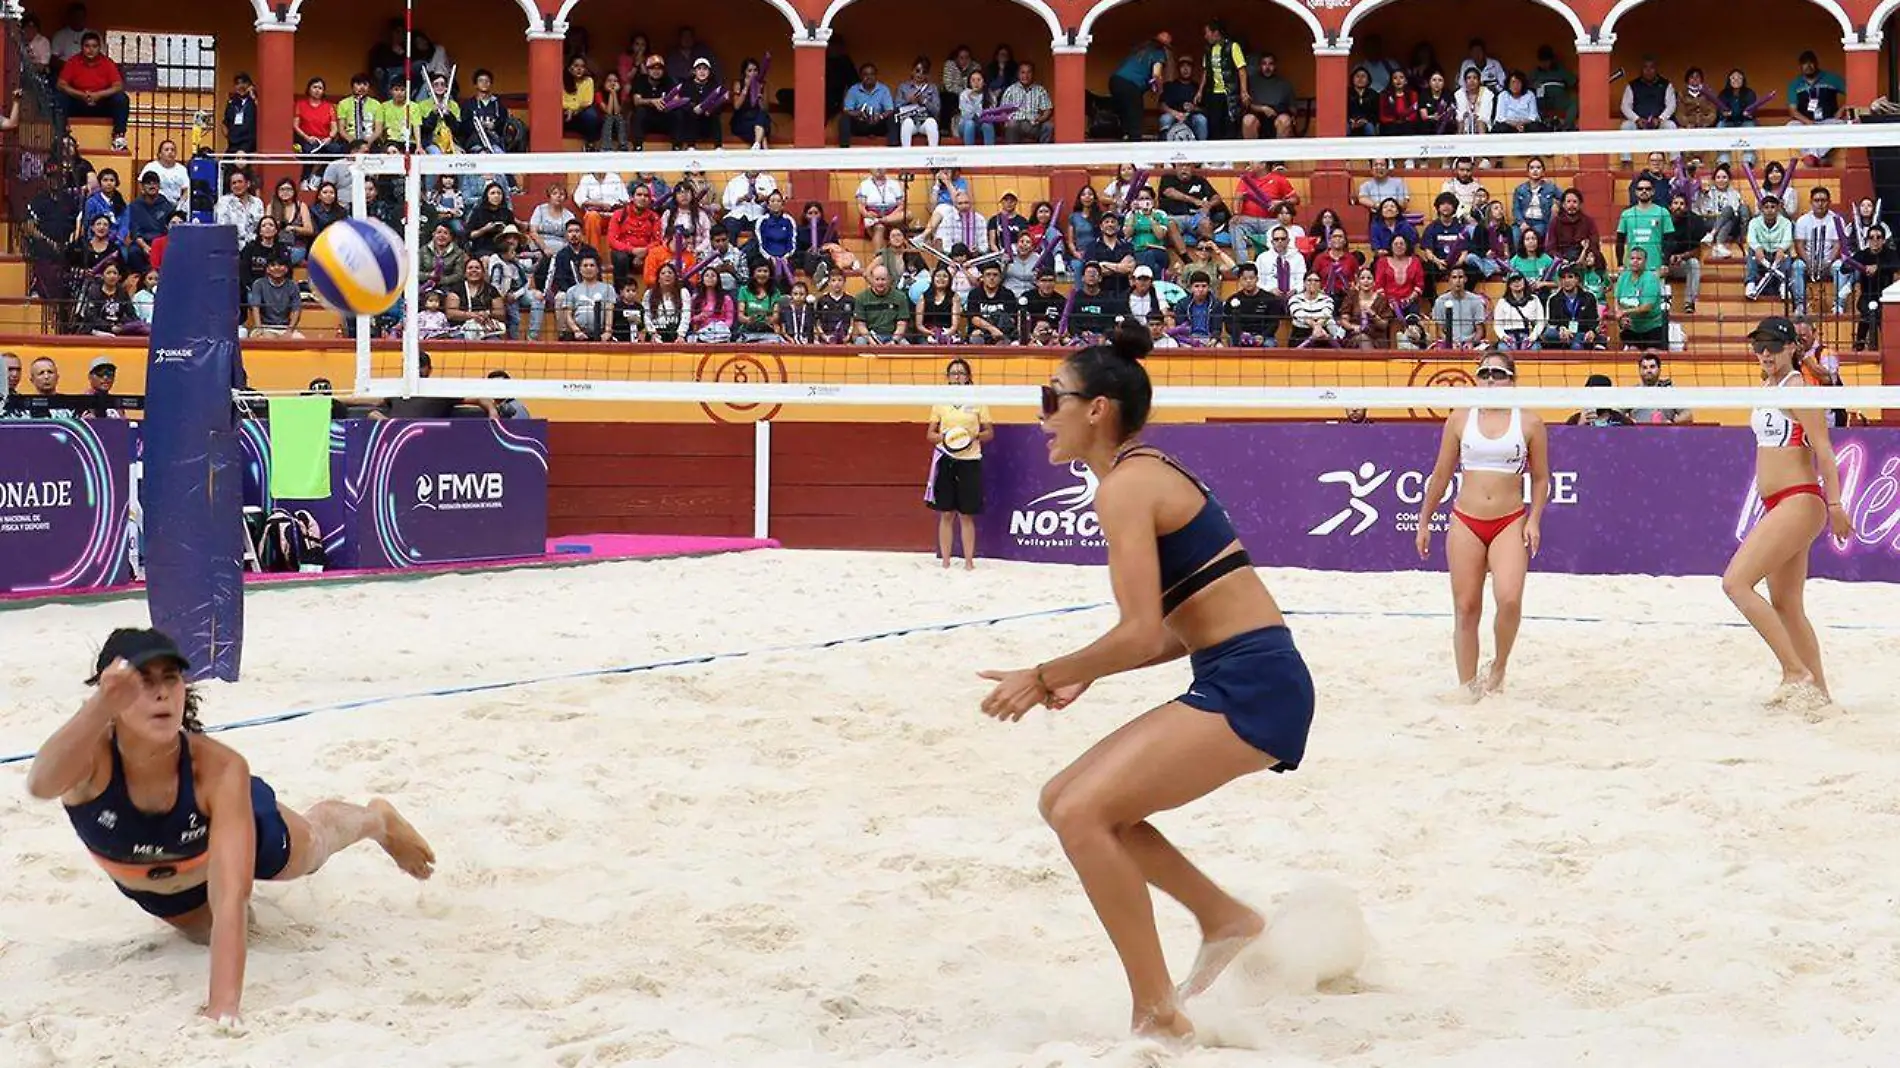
[0,420,132,594]
[345,419,550,569]
[978,424,1900,581]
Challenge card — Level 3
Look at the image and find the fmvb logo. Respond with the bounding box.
[1009,461,1105,548]
[414,472,505,510]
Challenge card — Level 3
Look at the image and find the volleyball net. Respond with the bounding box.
[357,122,1900,417]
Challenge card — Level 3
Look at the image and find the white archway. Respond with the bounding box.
[1077,0,1326,48]
[1601,0,1854,42]
[820,0,1061,40]
[556,0,804,35]
[1868,0,1900,44]
[249,0,303,27]
[1341,0,1586,45]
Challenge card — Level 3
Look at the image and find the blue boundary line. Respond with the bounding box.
[5,601,1895,768]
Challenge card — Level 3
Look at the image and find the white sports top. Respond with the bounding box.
[1460,407,1527,474]
[1751,371,1810,449]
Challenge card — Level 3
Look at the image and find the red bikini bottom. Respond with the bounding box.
[1762,484,1824,511]
[1453,508,1527,547]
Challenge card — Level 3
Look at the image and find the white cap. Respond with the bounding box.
[1133,265,1154,279]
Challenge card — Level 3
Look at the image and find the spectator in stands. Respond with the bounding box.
[1441,157,1482,217]
[1494,71,1540,133]
[462,68,512,165]
[1615,177,1672,275]
[1346,66,1379,137]
[1467,201,1512,280]
[1547,188,1601,263]
[1788,50,1847,165]
[1374,233,1424,315]
[943,45,982,128]
[1197,21,1247,141]
[1122,264,1167,327]
[1160,59,1206,142]
[292,78,344,189]
[1573,244,1610,301]
[773,277,815,343]
[1255,226,1305,300]
[1510,157,1560,240]
[999,63,1053,145]
[852,264,911,344]
[56,31,129,151]
[1312,225,1361,299]
[1610,247,1666,349]
[928,188,989,257]
[485,227,539,339]
[1493,272,1545,349]
[338,74,382,147]
[1,353,20,405]
[419,71,462,153]
[1698,163,1747,258]
[1794,186,1854,315]
[1431,266,1487,347]
[1286,272,1341,344]
[78,356,124,417]
[674,58,723,150]
[1459,39,1506,91]
[1108,33,1171,141]
[1339,266,1394,347]
[1530,45,1575,129]
[1745,194,1803,308]
[82,166,124,231]
[1675,67,1716,131]
[731,57,773,150]
[1714,69,1759,166]
[666,26,717,84]
[73,262,132,335]
[1083,212,1135,296]
[895,58,942,147]
[963,262,1016,343]
[366,19,407,93]
[841,64,896,147]
[223,72,258,154]
[529,183,577,259]
[1419,193,1474,293]
[1066,262,1128,337]
[811,269,854,342]
[1240,52,1297,140]
[1848,226,1897,350]
[1368,197,1417,260]
[445,258,506,340]
[1453,68,1493,137]
[558,255,616,341]
[984,46,1017,104]
[1119,189,1171,273]
[1019,269,1064,336]
[1629,353,1690,424]
[1621,57,1678,139]
[1377,70,1421,136]
[20,15,53,73]
[719,168,773,240]
[249,257,302,338]
[544,219,601,316]
[624,55,672,150]
[1174,275,1224,342]
[1511,227,1556,295]
[419,223,467,291]
[638,263,682,340]
[120,172,173,273]
[50,4,92,67]
[562,55,602,149]
[1566,374,1635,426]
[1660,191,1705,314]
[69,212,121,280]
[215,170,265,244]
[955,69,995,146]
[734,262,781,342]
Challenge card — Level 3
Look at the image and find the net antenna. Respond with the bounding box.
[372,123,1900,414]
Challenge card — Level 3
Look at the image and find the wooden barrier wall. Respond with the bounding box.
[547,422,936,551]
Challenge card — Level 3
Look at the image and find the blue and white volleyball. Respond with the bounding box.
[307,217,407,316]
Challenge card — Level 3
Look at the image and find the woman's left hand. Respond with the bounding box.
[1828,502,1853,540]
[977,668,1046,721]
[1524,519,1542,557]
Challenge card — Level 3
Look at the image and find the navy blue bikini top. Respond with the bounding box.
[1115,446,1251,614]
[64,733,212,879]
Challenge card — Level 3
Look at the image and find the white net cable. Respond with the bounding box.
[350,123,1900,414]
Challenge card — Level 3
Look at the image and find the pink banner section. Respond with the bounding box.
[977,424,1900,581]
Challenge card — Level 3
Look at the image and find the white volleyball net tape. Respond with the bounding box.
[348,123,1900,418]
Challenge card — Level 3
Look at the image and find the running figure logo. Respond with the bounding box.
[1309,462,1391,536]
[1025,461,1099,514]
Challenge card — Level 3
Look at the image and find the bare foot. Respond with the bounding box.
[1481,660,1507,695]
[1765,674,1819,709]
[940,558,951,569]
[1176,909,1266,1002]
[1133,1005,1195,1045]
[1440,677,1485,705]
[963,559,975,571]
[370,799,436,879]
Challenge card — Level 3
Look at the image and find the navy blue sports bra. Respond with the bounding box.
[1115,446,1252,614]
[64,733,213,882]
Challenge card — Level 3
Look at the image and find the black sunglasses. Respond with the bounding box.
[1750,338,1784,354]
[1041,384,1087,417]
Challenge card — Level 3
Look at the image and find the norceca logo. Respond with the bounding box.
[1009,461,1105,548]
[413,472,506,511]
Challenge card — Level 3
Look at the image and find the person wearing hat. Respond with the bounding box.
[1743,192,1802,306]
[673,55,723,149]
[1540,264,1603,349]
[1722,316,1853,707]
[78,354,124,419]
[25,628,435,1022]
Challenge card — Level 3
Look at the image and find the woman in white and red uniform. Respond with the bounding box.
[1416,352,1551,698]
[1722,316,1854,706]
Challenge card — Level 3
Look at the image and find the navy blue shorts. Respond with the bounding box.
[118,777,295,919]
[1177,626,1316,772]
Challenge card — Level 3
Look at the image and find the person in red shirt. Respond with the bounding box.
[1226,159,1298,258]
[293,76,344,189]
[56,31,128,150]
[606,184,663,287]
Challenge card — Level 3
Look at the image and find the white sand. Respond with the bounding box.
[4,551,1900,1067]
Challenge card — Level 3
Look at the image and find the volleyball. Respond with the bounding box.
[307,217,407,316]
[943,426,973,452]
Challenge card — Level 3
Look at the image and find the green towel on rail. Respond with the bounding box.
[266,396,332,499]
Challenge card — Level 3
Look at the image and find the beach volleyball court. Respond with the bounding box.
[3,551,1899,1067]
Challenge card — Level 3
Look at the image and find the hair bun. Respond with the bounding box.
[1109,321,1153,363]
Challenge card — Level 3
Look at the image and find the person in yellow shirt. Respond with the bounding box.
[375,81,424,149]
[926,358,994,570]
[562,56,603,147]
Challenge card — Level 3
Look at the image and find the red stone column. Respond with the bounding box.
[1053,45,1086,144]
[255,22,295,158]
[1846,45,1880,109]
[527,32,564,153]
[1576,47,1613,132]
[793,37,829,149]
[1313,50,1347,139]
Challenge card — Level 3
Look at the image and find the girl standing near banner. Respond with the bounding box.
[1721,316,1853,707]
[925,358,992,569]
[1415,352,1551,699]
[978,324,1316,1042]
[26,629,436,1023]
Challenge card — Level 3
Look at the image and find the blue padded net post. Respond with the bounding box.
[143,224,246,682]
